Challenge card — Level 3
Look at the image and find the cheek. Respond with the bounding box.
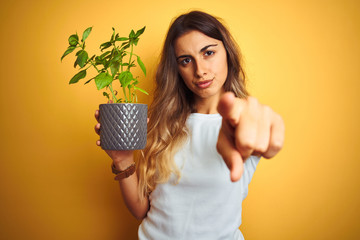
[178,68,193,83]
[223,63,228,78]
[177,70,191,91]
[223,54,229,77]
[217,56,228,79]
[212,51,228,76]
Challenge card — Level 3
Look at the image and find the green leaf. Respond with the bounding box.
[115,37,129,42]
[110,62,120,76]
[68,34,79,46]
[112,52,122,62]
[118,71,133,88]
[115,37,128,41]
[135,26,146,38]
[103,59,110,69]
[134,86,149,95]
[99,51,111,59]
[103,92,110,99]
[82,27,92,42]
[133,38,140,46]
[84,77,95,85]
[95,56,104,65]
[61,46,76,61]
[89,55,95,61]
[100,42,112,51]
[121,42,130,50]
[76,50,88,68]
[111,27,115,41]
[132,80,139,85]
[129,30,135,38]
[95,72,113,90]
[137,56,146,76]
[69,70,87,84]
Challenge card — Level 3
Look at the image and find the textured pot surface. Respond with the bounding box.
[99,103,147,150]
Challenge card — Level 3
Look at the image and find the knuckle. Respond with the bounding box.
[255,143,268,153]
[238,139,256,151]
[270,138,284,152]
[228,116,238,126]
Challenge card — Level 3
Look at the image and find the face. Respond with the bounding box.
[174,30,228,103]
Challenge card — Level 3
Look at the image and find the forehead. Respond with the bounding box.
[174,30,223,54]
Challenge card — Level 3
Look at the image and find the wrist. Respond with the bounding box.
[113,159,135,171]
[111,162,136,181]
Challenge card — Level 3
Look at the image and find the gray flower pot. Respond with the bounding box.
[99,103,148,150]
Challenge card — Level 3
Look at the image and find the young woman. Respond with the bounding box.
[94,11,284,240]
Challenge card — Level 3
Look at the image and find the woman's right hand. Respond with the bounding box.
[94,110,134,169]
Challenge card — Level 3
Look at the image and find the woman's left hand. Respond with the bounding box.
[216,92,285,182]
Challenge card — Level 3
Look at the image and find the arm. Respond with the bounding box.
[95,110,149,220]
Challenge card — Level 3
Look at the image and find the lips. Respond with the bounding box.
[195,79,213,89]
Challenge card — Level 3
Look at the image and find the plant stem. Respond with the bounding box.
[127,42,134,71]
[128,87,131,102]
[122,86,128,103]
[108,83,118,103]
[120,56,123,72]
[90,60,100,73]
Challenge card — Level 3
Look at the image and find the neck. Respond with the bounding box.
[193,93,222,114]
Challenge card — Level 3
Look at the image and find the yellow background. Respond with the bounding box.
[0,0,359,239]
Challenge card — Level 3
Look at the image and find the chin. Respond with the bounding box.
[196,90,220,100]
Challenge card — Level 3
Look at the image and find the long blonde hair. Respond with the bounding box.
[137,11,249,199]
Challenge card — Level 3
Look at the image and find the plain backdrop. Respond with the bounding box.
[0,0,359,239]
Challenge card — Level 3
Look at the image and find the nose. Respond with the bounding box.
[195,59,208,79]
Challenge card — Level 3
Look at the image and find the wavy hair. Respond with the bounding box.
[137,11,249,199]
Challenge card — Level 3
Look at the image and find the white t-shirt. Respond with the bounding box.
[138,113,260,240]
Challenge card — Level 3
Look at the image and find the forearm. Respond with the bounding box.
[115,160,149,220]
[94,110,150,220]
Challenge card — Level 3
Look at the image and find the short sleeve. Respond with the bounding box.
[243,155,261,186]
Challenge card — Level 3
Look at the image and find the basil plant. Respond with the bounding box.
[61,26,148,103]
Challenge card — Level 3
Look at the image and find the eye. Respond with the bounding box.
[179,57,192,66]
[204,50,214,56]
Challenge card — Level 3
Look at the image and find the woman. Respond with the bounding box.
[95,11,284,240]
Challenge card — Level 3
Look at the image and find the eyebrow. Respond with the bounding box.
[176,44,218,60]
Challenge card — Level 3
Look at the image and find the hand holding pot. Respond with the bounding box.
[95,110,134,167]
